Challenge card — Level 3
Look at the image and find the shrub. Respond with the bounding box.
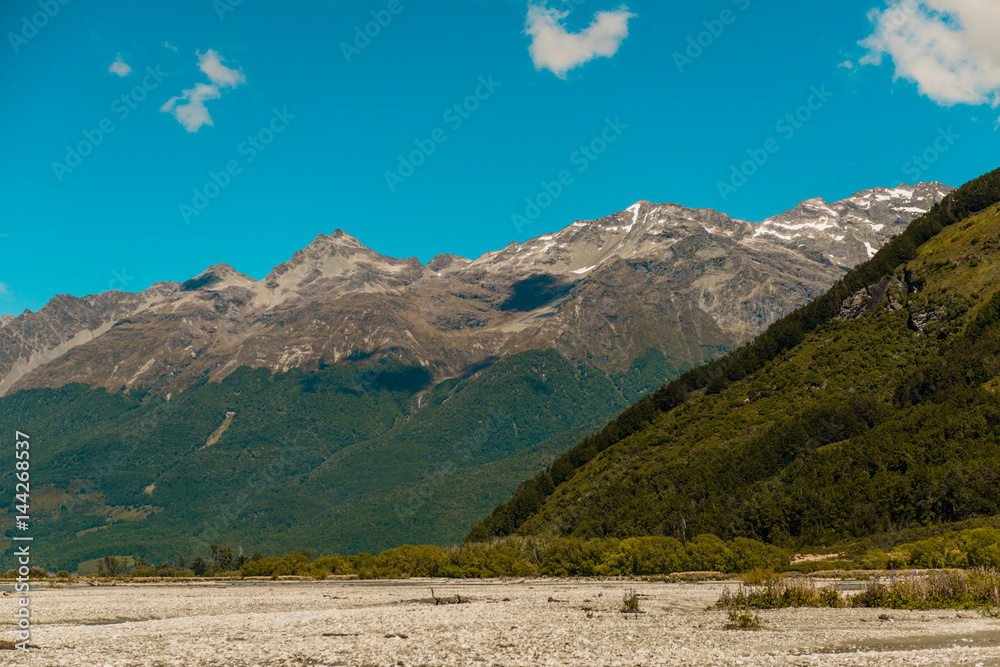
[894,529,1000,569]
[725,603,763,630]
[739,567,779,587]
[620,588,642,614]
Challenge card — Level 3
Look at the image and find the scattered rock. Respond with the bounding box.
[837,277,907,320]
[909,306,948,334]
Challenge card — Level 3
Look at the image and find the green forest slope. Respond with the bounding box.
[0,345,679,570]
[469,167,1000,550]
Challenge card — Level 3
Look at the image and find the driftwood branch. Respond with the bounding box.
[430,588,468,605]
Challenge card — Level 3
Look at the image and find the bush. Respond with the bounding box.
[725,603,763,630]
[620,588,642,613]
[739,568,779,587]
[894,529,1000,569]
[717,579,844,610]
[852,569,1000,610]
[373,545,448,578]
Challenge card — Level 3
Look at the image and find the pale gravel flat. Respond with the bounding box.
[2,579,999,666]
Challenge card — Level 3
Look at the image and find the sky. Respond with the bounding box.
[2,0,1000,315]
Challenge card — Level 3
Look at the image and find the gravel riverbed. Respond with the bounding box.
[2,578,999,666]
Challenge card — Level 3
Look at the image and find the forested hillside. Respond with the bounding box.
[469,167,1000,549]
[0,349,673,570]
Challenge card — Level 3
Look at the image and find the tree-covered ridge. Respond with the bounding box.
[468,167,1000,545]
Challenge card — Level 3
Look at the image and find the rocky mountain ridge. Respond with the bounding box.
[0,182,953,397]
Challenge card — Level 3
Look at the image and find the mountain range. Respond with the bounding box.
[1,182,951,398]
[0,181,956,569]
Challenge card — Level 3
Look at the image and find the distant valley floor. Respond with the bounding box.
[5,579,1000,665]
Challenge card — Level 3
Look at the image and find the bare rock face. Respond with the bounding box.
[836,276,908,320]
[0,283,178,396]
[0,183,954,396]
[909,307,948,335]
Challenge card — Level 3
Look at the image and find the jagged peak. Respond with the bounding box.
[848,181,954,200]
[305,229,368,251]
[199,262,240,276]
[428,254,471,274]
[180,263,256,292]
[256,230,426,305]
[284,230,419,268]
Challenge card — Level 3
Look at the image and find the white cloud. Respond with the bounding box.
[161,83,223,132]
[161,49,246,133]
[197,49,246,88]
[109,53,132,77]
[860,0,1000,116]
[0,282,9,295]
[164,41,178,52]
[525,3,634,78]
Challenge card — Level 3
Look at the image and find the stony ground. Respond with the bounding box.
[2,578,999,666]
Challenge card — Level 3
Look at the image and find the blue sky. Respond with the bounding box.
[2,0,999,315]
